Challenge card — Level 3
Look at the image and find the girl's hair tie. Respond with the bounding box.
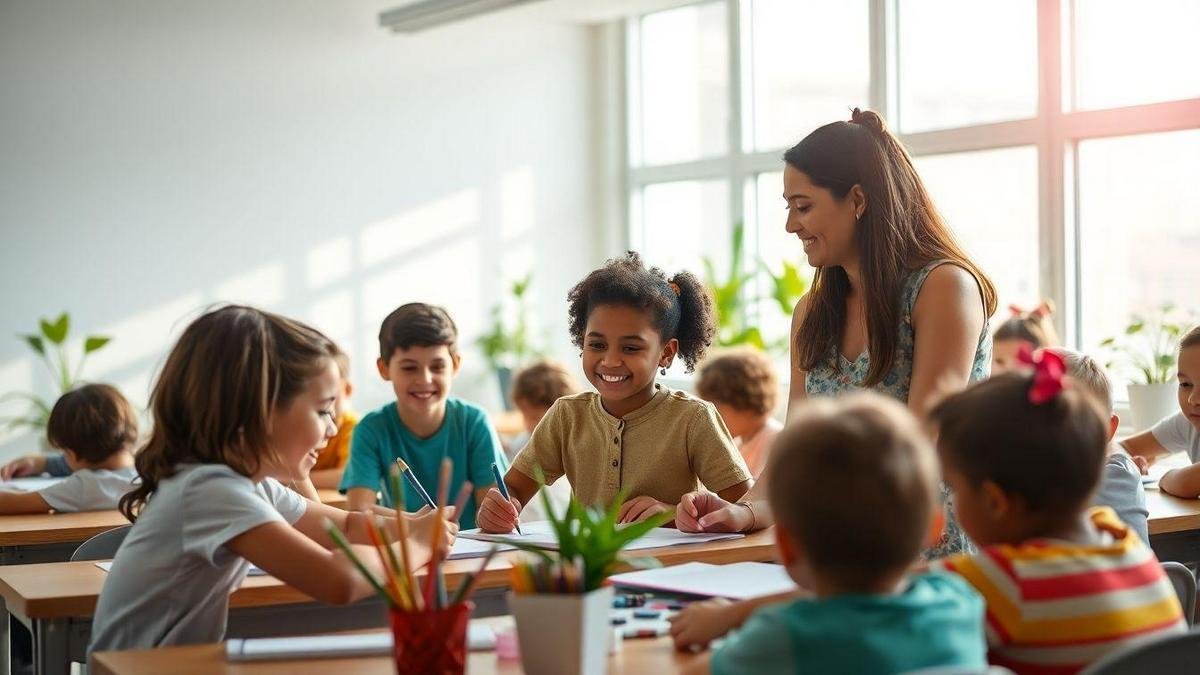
[1016,344,1068,405]
[668,282,681,296]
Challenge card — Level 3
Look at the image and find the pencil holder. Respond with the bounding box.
[388,601,472,675]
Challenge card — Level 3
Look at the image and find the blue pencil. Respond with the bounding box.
[394,458,435,510]
[491,462,522,535]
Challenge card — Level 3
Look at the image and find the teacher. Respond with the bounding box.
[678,108,996,558]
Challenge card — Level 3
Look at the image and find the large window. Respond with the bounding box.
[624,0,1200,382]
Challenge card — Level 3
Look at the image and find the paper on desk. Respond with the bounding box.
[0,476,64,492]
[459,520,744,551]
[447,535,515,559]
[609,562,795,600]
[226,624,496,661]
[96,561,269,577]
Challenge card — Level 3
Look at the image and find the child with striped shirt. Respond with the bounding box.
[929,351,1185,673]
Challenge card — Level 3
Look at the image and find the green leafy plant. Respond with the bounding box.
[760,259,810,352]
[702,222,765,350]
[477,273,538,372]
[501,476,670,592]
[2,312,111,433]
[1099,304,1191,385]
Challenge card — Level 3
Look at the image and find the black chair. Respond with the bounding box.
[70,524,132,561]
[1161,561,1196,625]
[1080,628,1200,674]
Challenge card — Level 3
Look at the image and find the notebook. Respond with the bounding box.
[609,562,795,600]
[226,625,496,661]
[459,520,744,551]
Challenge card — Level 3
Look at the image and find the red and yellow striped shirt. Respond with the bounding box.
[932,507,1185,674]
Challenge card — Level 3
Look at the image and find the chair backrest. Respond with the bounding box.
[1161,561,1196,626]
[1080,628,1200,674]
[71,524,132,562]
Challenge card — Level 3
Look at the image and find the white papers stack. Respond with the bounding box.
[0,476,63,492]
[226,625,496,661]
[609,562,795,600]
[458,520,744,551]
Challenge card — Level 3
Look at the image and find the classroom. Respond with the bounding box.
[1,0,1199,673]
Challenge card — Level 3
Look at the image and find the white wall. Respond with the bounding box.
[0,0,605,459]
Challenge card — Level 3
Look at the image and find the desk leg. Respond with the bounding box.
[1,546,11,675]
[32,619,69,675]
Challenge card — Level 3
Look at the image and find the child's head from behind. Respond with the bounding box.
[120,305,338,519]
[992,301,1059,374]
[376,303,461,418]
[931,369,1108,547]
[510,359,582,432]
[695,348,778,439]
[567,252,715,412]
[766,393,938,593]
[1049,348,1119,440]
[47,383,139,469]
[1179,325,1200,431]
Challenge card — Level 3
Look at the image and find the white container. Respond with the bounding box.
[509,585,614,675]
[1127,382,1178,432]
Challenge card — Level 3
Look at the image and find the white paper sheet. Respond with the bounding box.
[96,561,268,576]
[458,520,744,551]
[225,624,496,661]
[0,476,64,492]
[609,562,795,600]
[446,536,514,560]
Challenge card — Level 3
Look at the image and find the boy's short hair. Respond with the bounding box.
[766,393,938,589]
[510,359,581,409]
[930,373,1108,516]
[1050,348,1113,413]
[46,383,139,464]
[695,348,778,416]
[328,341,351,380]
[378,303,458,362]
[1182,325,1200,350]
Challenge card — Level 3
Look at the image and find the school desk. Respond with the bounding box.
[1146,488,1200,563]
[90,617,700,675]
[0,529,775,675]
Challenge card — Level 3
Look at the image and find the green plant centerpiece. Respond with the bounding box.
[476,273,540,408]
[2,312,111,435]
[1100,304,1193,430]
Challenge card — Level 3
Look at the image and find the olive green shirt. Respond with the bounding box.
[511,385,752,508]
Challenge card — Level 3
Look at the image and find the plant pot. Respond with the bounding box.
[1127,383,1178,431]
[508,586,613,675]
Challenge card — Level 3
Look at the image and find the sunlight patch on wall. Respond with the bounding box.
[359,190,480,268]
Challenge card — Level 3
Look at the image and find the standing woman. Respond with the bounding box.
[678,108,996,557]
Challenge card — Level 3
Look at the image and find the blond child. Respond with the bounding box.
[507,358,583,459]
[1120,325,1200,497]
[929,354,1184,672]
[308,344,357,490]
[695,348,782,479]
[679,393,985,675]
[339,303,506,529]
[477,252,752,531]
[0,384,139,513]
[88,306,452,654]
[991,301,1059,374]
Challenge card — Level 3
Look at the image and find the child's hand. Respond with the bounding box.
[676,492,753,533]
[617,496,673,524]
[476,487,521,533]
[404,506,458,553]
[1132,455,1150,475]
[0,456,42,481]
[669,597,734,651]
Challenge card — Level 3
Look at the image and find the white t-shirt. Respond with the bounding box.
[88,464,306,654]
[1150,411,1200,462]
[37,466,139,512]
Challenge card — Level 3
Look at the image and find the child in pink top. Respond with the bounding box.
[696,348,783,478]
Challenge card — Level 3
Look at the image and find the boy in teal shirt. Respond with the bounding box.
[680,394,985,675]
[340,303,505,530]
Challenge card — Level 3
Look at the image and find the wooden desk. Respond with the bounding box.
[1146,489,1200,563]
[0,529,773,675]
[91,618,701,675]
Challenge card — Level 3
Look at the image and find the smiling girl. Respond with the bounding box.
[89,306,454,654]
[476,252,753,531]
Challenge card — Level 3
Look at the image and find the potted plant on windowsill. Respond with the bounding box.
[477,273,540,410]
[501,486,670,675]
[1101,305,1190,431]
[1,312,111,446]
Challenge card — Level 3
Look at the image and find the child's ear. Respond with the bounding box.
[659,338,680,369]
[773,525,800,567]
[1107,414,1120,443]
[451,352,462,375]
[343,380,354,398]
[981,480,1011,520]
[376,358,390,381]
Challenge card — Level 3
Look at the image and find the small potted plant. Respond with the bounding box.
[477,273,540,409]
[2,312,111,440]
[1101,304,1191,430]
[503,486,670,675]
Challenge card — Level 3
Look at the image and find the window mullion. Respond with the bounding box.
[1037,0,1069,344]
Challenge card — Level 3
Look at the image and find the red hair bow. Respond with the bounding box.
[1016,344,1067,405]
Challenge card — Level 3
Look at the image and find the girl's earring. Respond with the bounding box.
[660,366,668,376]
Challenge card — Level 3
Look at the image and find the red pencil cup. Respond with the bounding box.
[389,601,473,675]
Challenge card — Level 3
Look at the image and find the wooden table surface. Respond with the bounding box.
[1146,489,1200,536]
[91,617,701,675]
[0,529,776,620]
